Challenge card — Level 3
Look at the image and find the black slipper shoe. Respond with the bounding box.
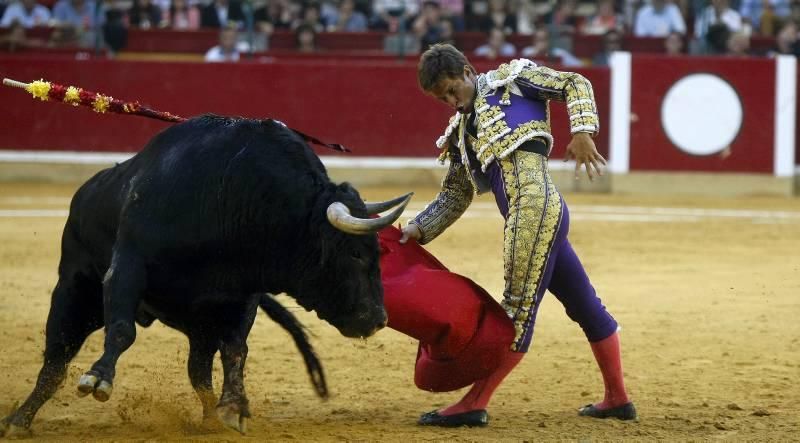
[417,409,489,427]
[578,402,637,420]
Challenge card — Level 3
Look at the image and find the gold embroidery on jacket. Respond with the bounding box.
[498,151,562,351]
[410,149,474,244]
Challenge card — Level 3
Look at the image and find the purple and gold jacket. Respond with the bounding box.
[411,59,600,244]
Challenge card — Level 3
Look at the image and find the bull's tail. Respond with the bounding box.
[258,295,328,399]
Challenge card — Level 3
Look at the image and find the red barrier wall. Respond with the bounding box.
[629,55,775,173]
[0,56,610,159]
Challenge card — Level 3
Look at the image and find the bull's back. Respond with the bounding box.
[100,115,328,265]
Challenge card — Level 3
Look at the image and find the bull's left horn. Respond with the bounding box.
[364,192,414,215]
[327,193,412,235]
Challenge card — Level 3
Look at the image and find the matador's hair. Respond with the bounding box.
[417,43,474,92]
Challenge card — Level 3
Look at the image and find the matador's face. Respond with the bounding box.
[428,65,478,115]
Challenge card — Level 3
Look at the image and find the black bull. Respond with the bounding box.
[1,115,412,436]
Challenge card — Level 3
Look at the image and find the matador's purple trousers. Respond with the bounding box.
[485,150,618,352]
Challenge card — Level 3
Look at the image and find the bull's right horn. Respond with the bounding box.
[364,192,414,215]
[327,193,412,235]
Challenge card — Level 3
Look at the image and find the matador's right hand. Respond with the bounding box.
[565,132,606,181]
[399,223,422,244]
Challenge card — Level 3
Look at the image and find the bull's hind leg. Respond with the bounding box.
[1,271,103,437]
[215,299,258,434]
[186,334,220,428]
[77,249,146,402]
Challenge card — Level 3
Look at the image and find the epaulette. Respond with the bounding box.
[436,112,461,150]
[484,59,538,105]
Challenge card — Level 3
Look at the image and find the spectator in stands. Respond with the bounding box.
[329,0,367,31]
[295,22,316,52]
[474,26,515,58]
[768,20,799,55]
[726,30,751,55]
[254,0,294,34]
[102,3,127,54]
[591,28,622,66]
[412,0,444,48]
[705,22,730,53]
[521,27,582,66]
[664,30,686,54]
[477,0,517,34]
[200,0,244,29]
[318,0,337,26]
[438,0,463,31]
[166,0,200,30]
[543,0,580,36]
[581,0,624,35]
[53,0,105,30]
[129,0,163,29]
[292,1,325,32]
[790,1,800,26]
[515,0,536,35]
[437,16,456,46]
[0,20,46,49]
[633,0,686,37]
[47,20,78,45]
[739,0,790,36]
[464,0,488,31]
[370,0,419,32]
[694,0,742,40]
[205,24,248,61]
[622,0,639,31]
[0,0,51,28]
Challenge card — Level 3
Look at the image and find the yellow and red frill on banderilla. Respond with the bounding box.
[23,79,186,123]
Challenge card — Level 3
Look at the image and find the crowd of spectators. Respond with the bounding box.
[1,0,799,61]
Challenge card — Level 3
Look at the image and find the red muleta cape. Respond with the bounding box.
[378,226,515,392]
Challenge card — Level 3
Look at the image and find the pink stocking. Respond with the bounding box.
[589,332,630,409]
[439,349,524,415]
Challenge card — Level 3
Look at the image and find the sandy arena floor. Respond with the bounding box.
[0,182,798,442]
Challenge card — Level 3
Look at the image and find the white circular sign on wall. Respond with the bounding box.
[660,73,743,156]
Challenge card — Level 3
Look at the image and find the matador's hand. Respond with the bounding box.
[565,132,606,181]
[399,223,422,244]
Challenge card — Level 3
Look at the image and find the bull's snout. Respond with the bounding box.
[369,309,389,336]
[338,306,387,339]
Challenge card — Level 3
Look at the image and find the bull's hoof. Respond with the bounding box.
[76,373,97,397]
[77,372,113,402]
[1,423,33,440]
[216,404,247,434]
[199,415,226,433]
[93,381,113,402]
[1,402,32,439]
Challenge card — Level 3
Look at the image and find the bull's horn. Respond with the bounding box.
[327,193,412,235]
[364,192,414,215]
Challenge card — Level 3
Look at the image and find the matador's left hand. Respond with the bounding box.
[565,132,607,181]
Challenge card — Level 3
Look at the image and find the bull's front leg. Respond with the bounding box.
[77,249,146,402]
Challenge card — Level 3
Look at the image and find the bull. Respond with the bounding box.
[0,114,411,436]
